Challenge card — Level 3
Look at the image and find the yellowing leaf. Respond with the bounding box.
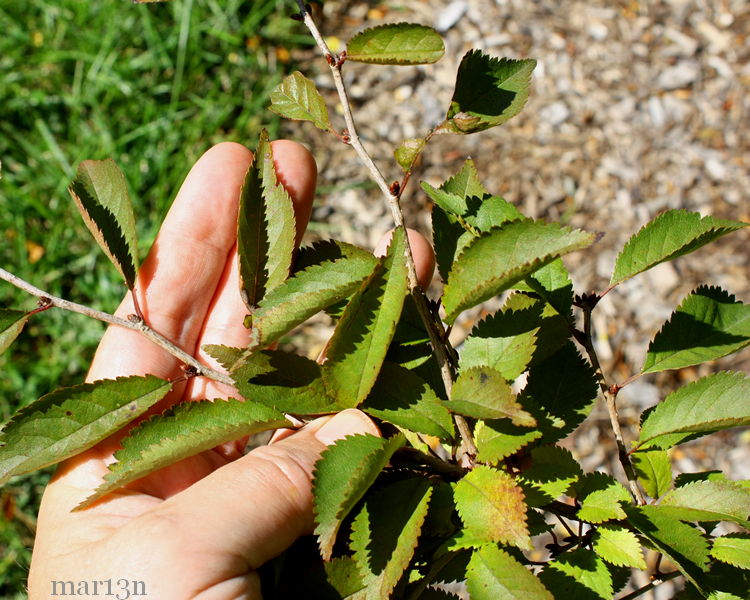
[453,465,530,549]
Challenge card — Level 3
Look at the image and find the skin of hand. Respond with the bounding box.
[27,141,435,599]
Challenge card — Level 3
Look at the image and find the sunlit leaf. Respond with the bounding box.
[229,349,340,415]
[350,478,432,599]
[625,505,710,591]
[68,158,139,289]
[346,23,444,65]
[570,472,631,523]
[637,371,750,450]
[711,534,750,569]
[518,445,581,506]
[474,419,541,463]
[248,249,377,348]
[269,71,331,131]
[453,465,530,549]
[0,376,171,485]
[593,525,647,570]
[442,220,595,324]
[660,479,750,528]
[394,137,425,171]
[466,545,553,600]
[0,309,29,354]
[237,129,296,310]
[363,362,454,440]
[78,398,288,508]
[313,433,405,560]
[631,448,673,498]
[450,367,534,425]
[610,210,747,286]
[643,286,750,373]
[441,50,536,134]
[460,306,539,381]
[539,548,614,600]
[322,227,408,406]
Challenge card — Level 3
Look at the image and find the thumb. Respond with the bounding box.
[159,409,379,569]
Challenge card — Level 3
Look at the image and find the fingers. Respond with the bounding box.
[190,142,317,402]
[150,409,379,570]
[87,141,317,385]
[373,228,436,288]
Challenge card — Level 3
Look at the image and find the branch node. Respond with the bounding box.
[182,364,199,379]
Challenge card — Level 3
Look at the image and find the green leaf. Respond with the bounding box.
[237,129,296,309]
[322,227,409,406]
[442,50,536,134]
[422,160,489,216]
[466,545,553,600]
[631,448,673,498]
[460,305,539,381]
[570,472,631,524]
[68,158,139,289]
[593,525,647,570]
[660,480,750,528]
[362,362,454,440]
[539,548,614,600]
[637,371,750,450]
[468,196,524,232]
[518,445,581,506]
[643,286,750,373]
[268,71,331,131]
[453,465,530,549]
[449,367,535,425]
[78,398,288,508]
[518,258,575,317]
[350,478,432,599]
[442,220,595,324]
[394,138,425,172]
[228,349,340,415]
[711,534,750,569]
[346,23,444,65]
[0,309,29,354]
[474,419,541,463]
[610,209,748,286]
[0,375,171,485]
[313,433,405,560]
[625,505,710,590]
[248,250,377,348]
[521,342,599,443]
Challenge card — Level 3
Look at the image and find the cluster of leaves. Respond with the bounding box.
[1,8,750,600]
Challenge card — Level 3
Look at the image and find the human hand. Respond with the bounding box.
[27,141,435,599]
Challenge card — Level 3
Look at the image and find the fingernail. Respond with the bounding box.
[314,409,379,446]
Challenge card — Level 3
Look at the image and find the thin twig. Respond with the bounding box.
[0,267,234,386]
[580,299,646,505]
[295,1,477,459]
[616,571,681,600]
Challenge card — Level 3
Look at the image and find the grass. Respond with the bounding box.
[0,0,308,592]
